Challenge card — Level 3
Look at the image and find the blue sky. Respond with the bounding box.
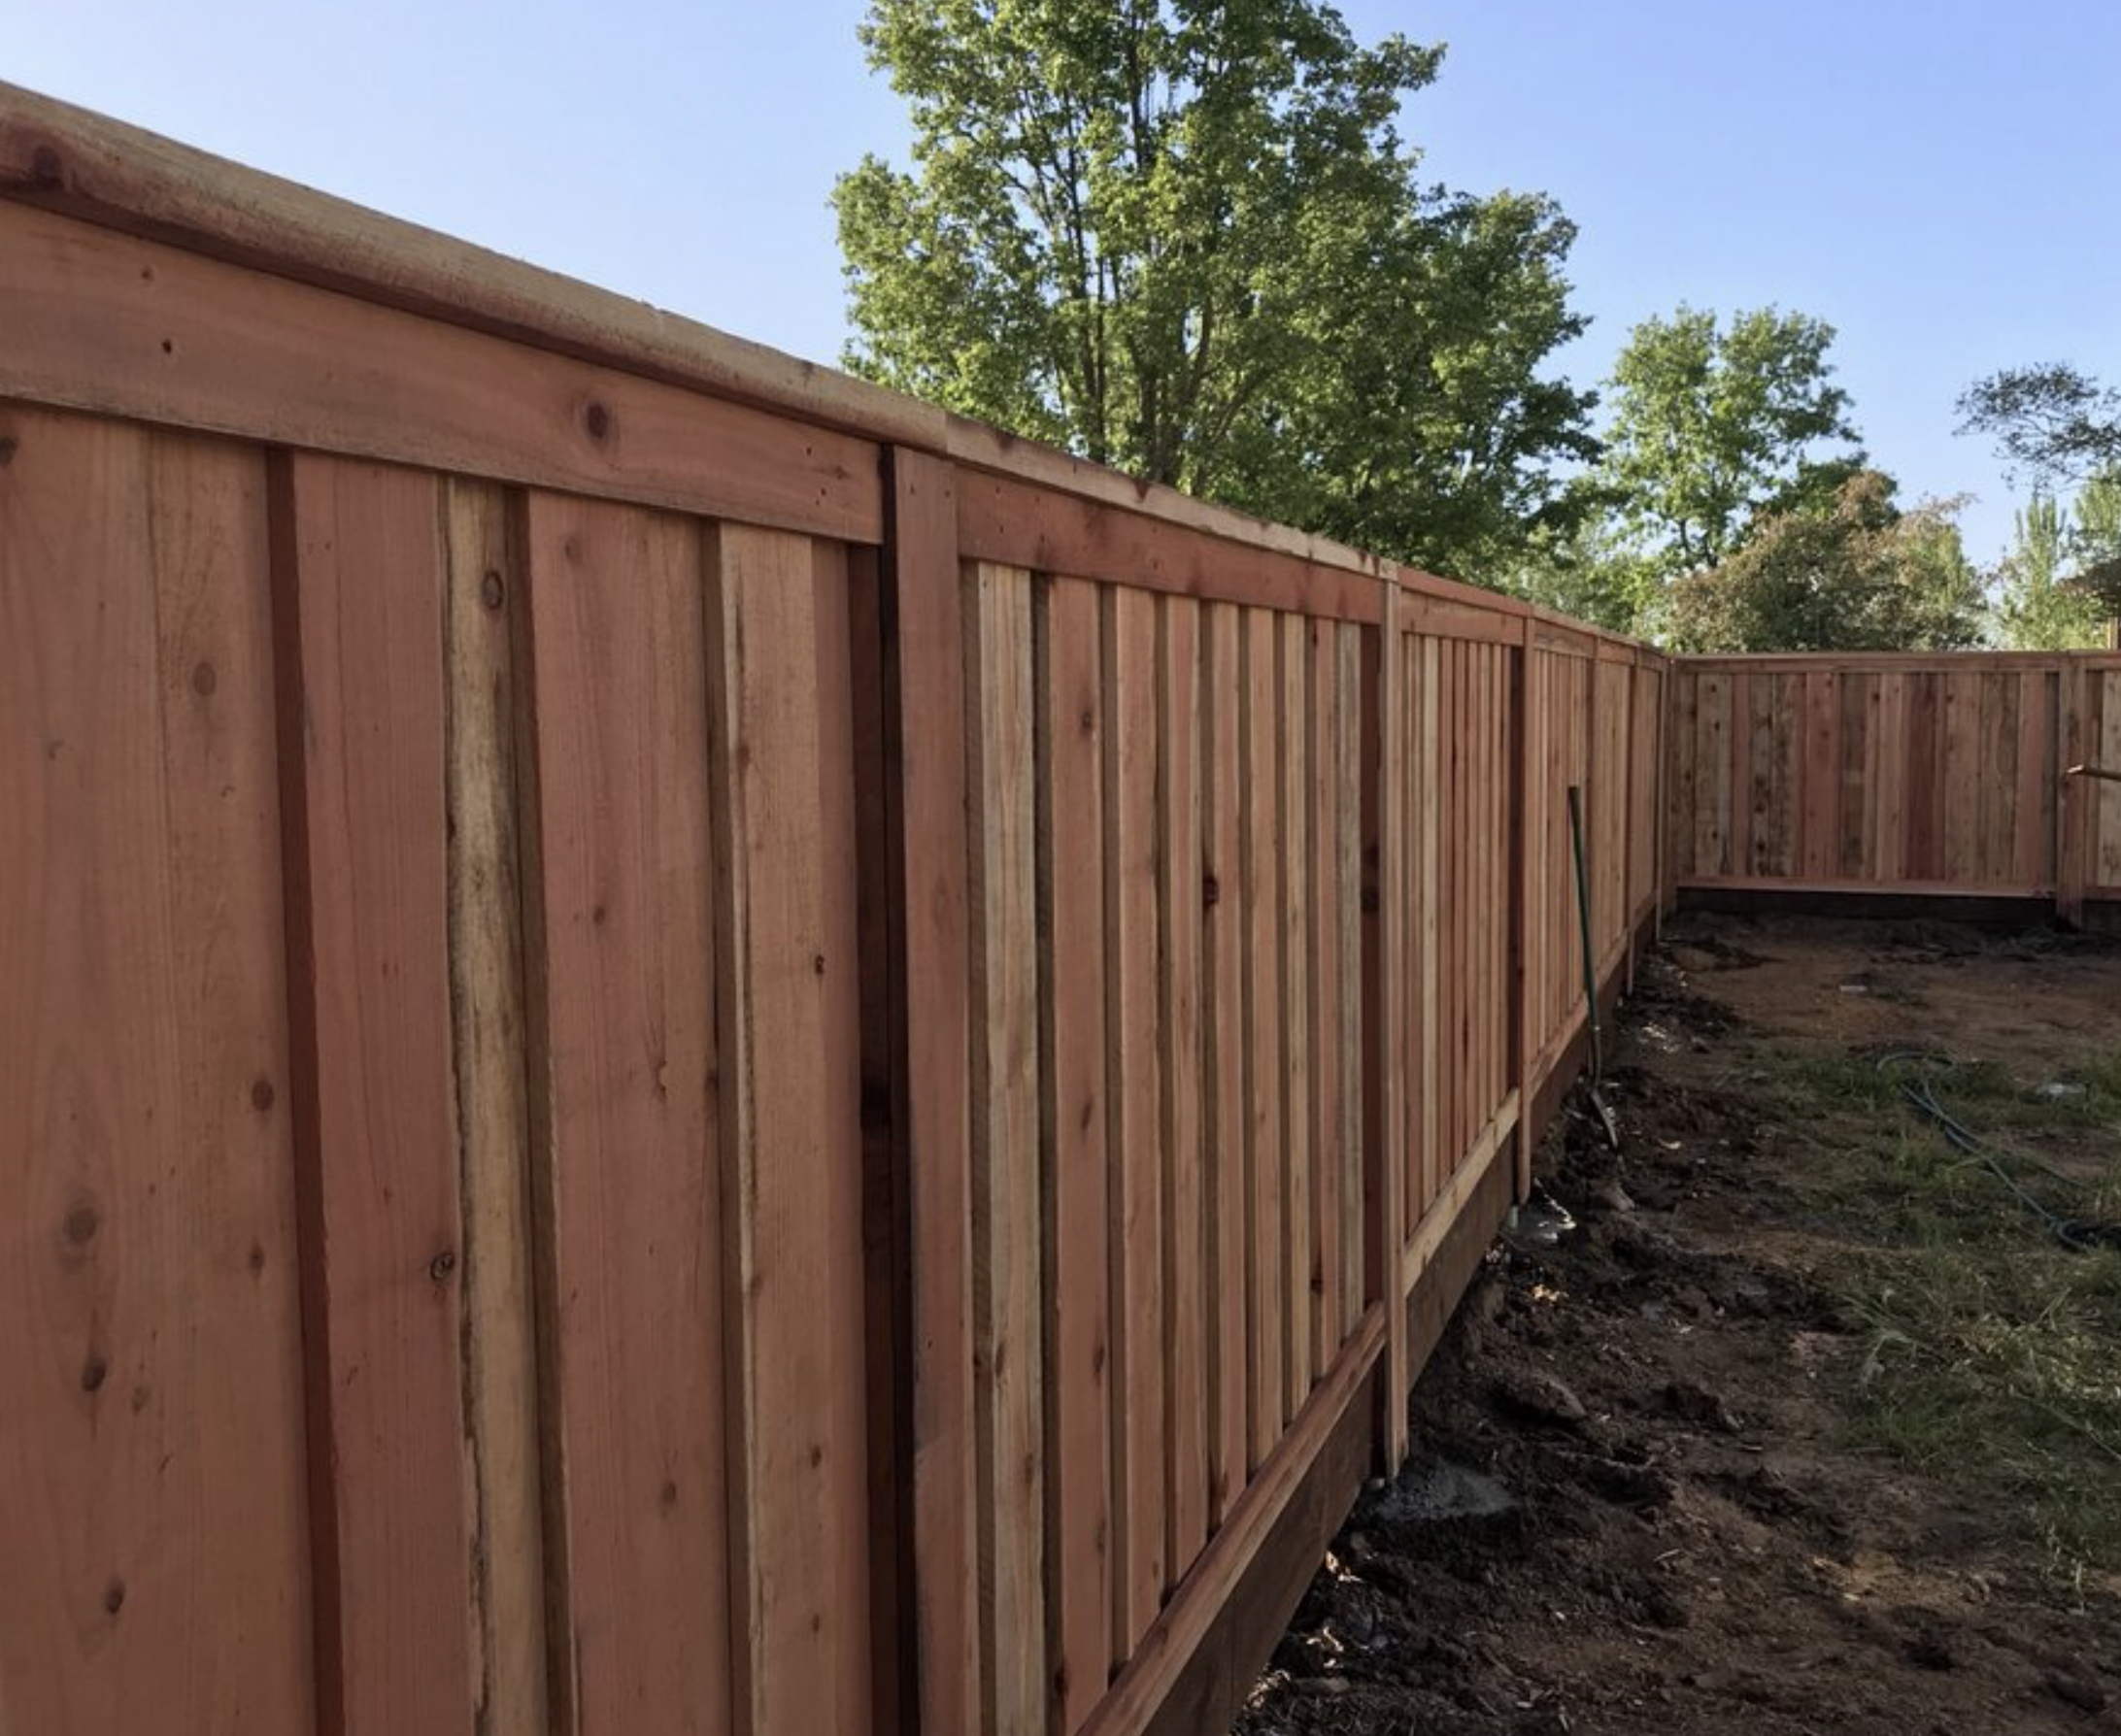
[13,0,2119,565]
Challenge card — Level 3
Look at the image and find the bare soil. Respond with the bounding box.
[1238,914,2121,1735]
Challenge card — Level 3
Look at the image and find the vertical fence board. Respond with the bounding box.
[520,494,730,1736]
[270,451,476,1736]
[1103,584,1165,1653]
[441,479,550,1736]
[1158,597,1209,1585]
[1308,625,1343,1370]
[1278,615,1313,1411]
[962,563,1046,1736]
[1196,604,1248,1536]
[1240,609,1284,1468]
[1,410,316,1736]
[706,524,871,1736]
[1036,575,1112,1734]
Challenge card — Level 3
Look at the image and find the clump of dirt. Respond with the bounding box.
[1238,918,2121,1736]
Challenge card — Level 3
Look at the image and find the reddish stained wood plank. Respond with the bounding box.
[2100,673,2121,888]
[1905,673,1941,882]
[1876,674,1908,884]
[962,562,1047,1736]
[1836,675,1871,880]
[1036,576,1113,1733]
[705,524,871,1736]
[883,451,980,1736]
[1309,624,1343,1370]
[1103,584,1165,1653]
[1941,669,1982,884]
[1158,596,1209,1583]
[2014,671,2054,887]
[1197,603,1248,1532]
[1518,632,1547,1195]
[1365,593,1407,1469]
[1666,672,1698,886]
[268,451,478,1736]
[1239,609,1285,1469]
[1692,673,1730,877]
[519,493,731,1736]
[1335,625,1366,1342]
[0,408,315,1736]
[0,203,882,547]
[956,468,1385,624]
[1800,672,1839,880]
[1278,614,1313,1412]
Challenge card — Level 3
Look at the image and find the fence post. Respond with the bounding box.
[1360,578,1406,1473]
[1512,619,1540,1203]
[2057,658,2090,927]
[876,446,978,1736]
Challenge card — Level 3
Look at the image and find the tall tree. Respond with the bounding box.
[1665,471,1984,653]
[833,0,1594,580]
[1957,363,2121,485]
[1597,306,1864,584]
[1992,492,2108,651]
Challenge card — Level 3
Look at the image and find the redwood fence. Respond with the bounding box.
[1669,652,2121,921]
[0,86,1675,1736]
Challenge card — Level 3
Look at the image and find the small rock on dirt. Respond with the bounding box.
[1492,1370,1589,1429]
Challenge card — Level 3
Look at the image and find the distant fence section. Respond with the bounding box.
[1669,653,2121,920]
[0,85,1669,1736]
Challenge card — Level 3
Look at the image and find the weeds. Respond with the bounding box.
[1744,1033,2121,1571]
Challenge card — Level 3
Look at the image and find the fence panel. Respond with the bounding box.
[1669,653,2121,916]
[0,81,1676,1736]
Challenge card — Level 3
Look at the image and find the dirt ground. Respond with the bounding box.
[1238,913,2121,1735]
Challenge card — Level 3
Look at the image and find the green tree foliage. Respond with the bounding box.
[1958,363,2121,485]
[833,0,1595,580]
[1665,471,1985,653]
[1596,305,1864,582]
[1992,492,2109,651]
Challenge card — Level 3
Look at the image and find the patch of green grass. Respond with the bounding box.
[1745,1035,2121,1572]
[1844,1244,2121,1571]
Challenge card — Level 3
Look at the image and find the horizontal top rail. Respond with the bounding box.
[0,78,1659,651]
[1679,651,2121,671]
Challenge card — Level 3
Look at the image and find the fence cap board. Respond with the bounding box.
[1679,651,2121,672]
[0,78,1672,652]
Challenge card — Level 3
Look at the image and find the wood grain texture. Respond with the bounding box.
[0,407,315,1736]
[441,479,550,1736]
[883,450,980,1736]
[1103,584,1166,1654]
[1239,609,1285,1469]
[518,493,731,1736]
[962,562,1046,1736]
[1277,613,1314,1414]
[1198,603,1250,1535]
[270,450,477,1736]
[705,524,872,1736]
[1158,597,1209,1581]
[1036,575,1113,1733]
[0,201,883,546]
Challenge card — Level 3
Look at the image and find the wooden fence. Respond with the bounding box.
[0,85,1669,1736]
[1669,652,2121,920]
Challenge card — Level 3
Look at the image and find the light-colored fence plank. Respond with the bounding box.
[441,478,550,1736]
